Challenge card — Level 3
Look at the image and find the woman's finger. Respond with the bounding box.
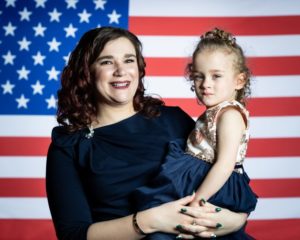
[197,230,217,238]
[176,194,195,206]
[175,233,195,239]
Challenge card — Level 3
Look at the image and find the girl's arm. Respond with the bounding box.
[191,108,246,205]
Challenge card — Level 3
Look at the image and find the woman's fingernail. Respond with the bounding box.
[180,208,187,213]
[216,223,223,228]
[210,233,217,238]
[176,224,183,230]
[176,235,183,239]
[215,207,222,212]
[200,198,206,204]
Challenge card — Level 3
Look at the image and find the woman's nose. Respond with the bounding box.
[113,64,125,77]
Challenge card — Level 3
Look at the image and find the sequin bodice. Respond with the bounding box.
[186,101,249,165]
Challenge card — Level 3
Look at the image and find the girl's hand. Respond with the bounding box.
[176,202,247,238]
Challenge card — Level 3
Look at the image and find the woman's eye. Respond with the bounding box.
[125,58,135,63]
[100,60,112,65]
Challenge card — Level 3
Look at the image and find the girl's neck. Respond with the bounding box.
[93,104,137,128]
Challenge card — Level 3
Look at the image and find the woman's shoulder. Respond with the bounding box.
[51,126,86,147]
[159,105,195,134]
[160,105,191,119]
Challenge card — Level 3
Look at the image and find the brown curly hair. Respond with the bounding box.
[186,28,251,106]
[57,27,163,132]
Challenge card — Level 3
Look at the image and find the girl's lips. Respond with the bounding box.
[202,92,213,96]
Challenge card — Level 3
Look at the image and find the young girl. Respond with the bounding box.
[133,28,257,239]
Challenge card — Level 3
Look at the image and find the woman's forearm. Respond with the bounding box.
[87,214,145,240]
[87,195,196,239]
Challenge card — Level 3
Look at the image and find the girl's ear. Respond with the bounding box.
[236,73,246,90]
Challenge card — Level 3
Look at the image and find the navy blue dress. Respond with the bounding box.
[46,106,195,240]
[134,139,257,239]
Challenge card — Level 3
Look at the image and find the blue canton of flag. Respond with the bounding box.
[0,0,129,115]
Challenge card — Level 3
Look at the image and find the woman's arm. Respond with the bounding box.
[87,195,200,240]
[47,141,213,239]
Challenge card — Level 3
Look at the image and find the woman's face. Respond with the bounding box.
[91,37,139,109]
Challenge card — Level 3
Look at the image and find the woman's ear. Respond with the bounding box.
[236,73,246,90]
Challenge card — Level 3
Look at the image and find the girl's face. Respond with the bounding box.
[192,49,245,109]
[90,37,139,110]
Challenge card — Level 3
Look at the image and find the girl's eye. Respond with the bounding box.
[212,74,221,79]
[193,75,204,81]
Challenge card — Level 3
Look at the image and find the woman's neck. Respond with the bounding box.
[93,104,137,128]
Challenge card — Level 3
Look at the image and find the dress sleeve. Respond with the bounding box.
[46,127,92,240]
[162,106,195,139]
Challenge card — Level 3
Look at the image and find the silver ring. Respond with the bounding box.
[210,233,217,238]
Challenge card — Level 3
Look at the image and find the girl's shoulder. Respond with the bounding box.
[213,101,249,127]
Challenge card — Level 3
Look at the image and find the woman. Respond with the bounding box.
[46,26,247,240]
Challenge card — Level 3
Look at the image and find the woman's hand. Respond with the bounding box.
[176,202,247,238]
[138,194,215,237]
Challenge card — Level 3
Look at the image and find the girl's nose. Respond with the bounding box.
[201,78,210,88]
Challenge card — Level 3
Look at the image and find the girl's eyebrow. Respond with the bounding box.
[209,69,225,73]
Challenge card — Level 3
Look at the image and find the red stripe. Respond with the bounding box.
[0,178,46,197]
[0,219,56,240]
[250,179,300,198]
[248,138,300,157]
[145,57,300,76]
[1,178,299,198]
[163,97,300,117]
[0,138,300,159]
[0,219,298,240]
[247,219,300,239]
[129,16,300,36]
[0,137,50,156]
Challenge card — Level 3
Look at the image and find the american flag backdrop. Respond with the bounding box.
[0,0,300,239]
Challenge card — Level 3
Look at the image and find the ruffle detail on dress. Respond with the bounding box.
[51,126,89,147]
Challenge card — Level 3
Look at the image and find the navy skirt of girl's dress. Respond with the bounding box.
[133,139,258,240]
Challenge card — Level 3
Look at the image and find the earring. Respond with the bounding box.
[190,85,195,91]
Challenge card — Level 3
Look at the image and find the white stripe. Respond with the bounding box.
[145,76,300,98]
[139,35,300,57]
[1,156,299,179]
[0,198,51,219]
[249,197,300,220]
[0,197,298,220]
[251,76,300,97]
[244,157,300,179]
[0,116,299,138]
[0,157,46,178]
[130,0,300,17]
[250,116,300,138]
[0,115,57,137]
